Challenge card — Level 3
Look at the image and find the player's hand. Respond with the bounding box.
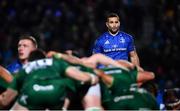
[137,66,144,71]
[93,69,104,77]
[89,74,99,85]
[0,66,13,83]
[46,51,57,58]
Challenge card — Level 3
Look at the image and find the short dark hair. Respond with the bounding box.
[163,88,180,110]
[106,13,120,22]
[19,35,38,48]
[28,49,46,62]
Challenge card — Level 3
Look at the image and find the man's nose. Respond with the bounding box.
[18,46,24,51]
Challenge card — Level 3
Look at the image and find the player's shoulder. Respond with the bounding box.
[94,32,108,44]
[52,56,69,66]
[120,31,134,41]
[120,31,133,38]
[98,32,109,40]
[6,60,21,67]
[6,60,22,72]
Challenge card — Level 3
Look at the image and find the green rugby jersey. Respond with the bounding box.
[8,57,77,109]
[100,67,158,110]
[100,67,138,103]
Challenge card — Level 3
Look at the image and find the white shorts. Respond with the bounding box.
[86,83,101,97]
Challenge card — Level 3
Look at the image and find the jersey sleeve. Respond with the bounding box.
[79,64,95,75]
[0,78,10,89]
[8,77,17,90]
[127,36,135,53]
[109,74,134,92]
[53,57,70,77]
[92,38,103,54]
[130,67,138,82]
[109,75,117,90]
[100,81,112,103]
[6,60,22,73]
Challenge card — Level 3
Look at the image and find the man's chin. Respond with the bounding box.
[19,57,26,61]
[109,30,119,34]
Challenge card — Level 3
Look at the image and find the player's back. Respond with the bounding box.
[12,57,74,109]
[21,57,68,81]
[102,67,138,92]
[108,88,159,110]
[100,67,138,109]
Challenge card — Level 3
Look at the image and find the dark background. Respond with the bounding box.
[0,0,180,89]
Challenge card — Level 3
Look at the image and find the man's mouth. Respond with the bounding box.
[19,52,24,56]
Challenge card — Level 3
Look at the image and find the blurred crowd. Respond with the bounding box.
[0,0,180,89]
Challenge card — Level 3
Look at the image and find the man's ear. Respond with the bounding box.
[106,22,108,28]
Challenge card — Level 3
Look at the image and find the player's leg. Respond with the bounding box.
[62,98,70,110]
[11,101,29,111]
[82,84,103,111]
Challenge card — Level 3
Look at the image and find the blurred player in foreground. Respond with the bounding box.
[0,49,98,110]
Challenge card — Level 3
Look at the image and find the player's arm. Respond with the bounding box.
[137,71,155,84]
[83,54,129,70]
[47,51,83,65]
[129,50,140,66]
[92,38,102,54]
[0,66,13,83]
[65,66,98,85]
[61,54,82,65]
[128,35,140,67]
[94,69,113,88]
[117,60,135,69]
[117,60,144,71]
[0,88,18,107]
[0,70,23,107]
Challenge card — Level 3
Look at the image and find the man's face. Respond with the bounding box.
[106,17,120,34]
[18,39,36,61]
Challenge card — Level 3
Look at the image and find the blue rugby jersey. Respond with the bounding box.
[93,31,135,61]
[6,60,22,73]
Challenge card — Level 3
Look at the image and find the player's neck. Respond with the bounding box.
[20,59,28,65]
[108,31,119,36]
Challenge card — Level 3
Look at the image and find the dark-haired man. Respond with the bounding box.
[92,13,141,109]
[163,88,180,110]
[92,12,140,66]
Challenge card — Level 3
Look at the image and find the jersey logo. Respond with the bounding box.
[119,37,125,43]
[113,45,117,48]
[33,84,54,91]
[20,94,28,105]
[105,70,122,74]
[114,95,134,102]
[104,40,110,45]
